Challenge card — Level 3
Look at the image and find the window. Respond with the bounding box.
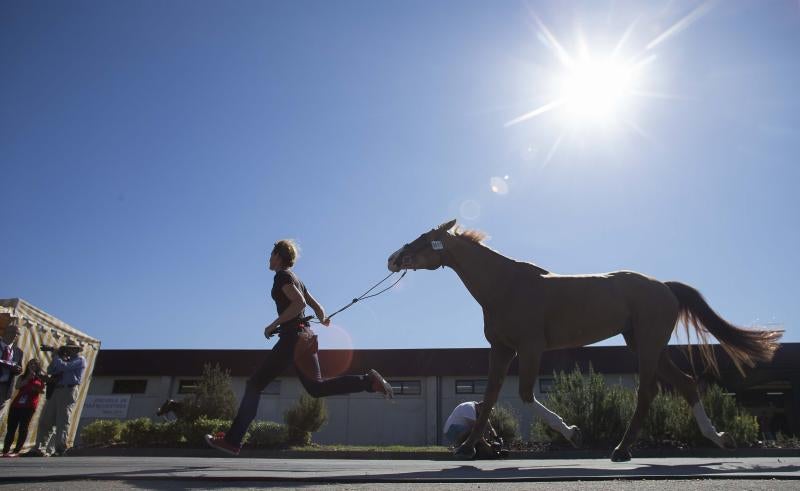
[112,379,147,394]
[261,380,281,395]
[178,380,200,394]
[538,377,554,394]
[389,380,421,396]
[455,379,487,395]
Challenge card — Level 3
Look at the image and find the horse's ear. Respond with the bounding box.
[437,219,457,232]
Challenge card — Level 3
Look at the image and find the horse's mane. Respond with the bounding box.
[454,227,487,244]
[454,226,549,275]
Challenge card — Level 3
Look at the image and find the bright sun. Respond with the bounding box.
[505,2,717,165]
[559,58,635,124]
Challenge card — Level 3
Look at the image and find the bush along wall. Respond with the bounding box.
[530,364,760,448]
[80,394,329,449]
[80,417,291,449]
[284,394,328,445]
[491,403,520,444]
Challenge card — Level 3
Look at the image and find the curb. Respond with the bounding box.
[66,446,800,460]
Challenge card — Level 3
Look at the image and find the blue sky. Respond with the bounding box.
[2,0,798,351]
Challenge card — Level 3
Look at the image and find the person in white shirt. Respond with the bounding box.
[443,400,504,458]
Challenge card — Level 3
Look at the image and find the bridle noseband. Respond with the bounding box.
[395,234,449,271]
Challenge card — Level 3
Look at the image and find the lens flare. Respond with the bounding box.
[459,199,481,220]
[314,323,355,378]
[490,176,509,195]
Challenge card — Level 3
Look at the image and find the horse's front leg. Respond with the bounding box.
[454,343,515,459]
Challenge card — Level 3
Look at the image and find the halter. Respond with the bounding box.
[394,233,450,271]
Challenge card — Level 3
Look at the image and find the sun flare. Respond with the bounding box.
[506,1,718,166]
[559,57,635,124]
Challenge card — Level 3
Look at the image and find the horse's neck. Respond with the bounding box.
[446,239,514,308]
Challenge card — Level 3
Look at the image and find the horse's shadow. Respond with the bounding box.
[331,460,800,482]
[5,458,799,488]
[103,459,800,483]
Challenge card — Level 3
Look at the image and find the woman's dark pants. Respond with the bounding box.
[225,332,372,446]
[3,407,35,453]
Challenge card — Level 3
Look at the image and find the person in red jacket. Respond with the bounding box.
[2,358,45,456]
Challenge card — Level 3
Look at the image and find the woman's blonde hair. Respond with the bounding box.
[272,239,300,267]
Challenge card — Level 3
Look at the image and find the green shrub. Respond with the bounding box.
[150,420,183,446]
[181,417,232,446]
[530,365,634,446]
[654,384,757,447]
[641,389,689,443]
[529,364,760,448]
[178,363,237,422]
[284,394,327,445]
[701,385,758,446]
[247,421,288,448]
[775,432,800,447]
[663,394,698,444]
[80,419,123,446]
[121,417,154,447]
[491,403,520,443]
[728,413,759,446]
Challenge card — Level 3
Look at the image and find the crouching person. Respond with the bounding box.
[443,400,508,459]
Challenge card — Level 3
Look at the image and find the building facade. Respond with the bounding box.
[82,344,799,445]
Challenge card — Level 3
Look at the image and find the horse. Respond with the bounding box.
[387,219,782,461]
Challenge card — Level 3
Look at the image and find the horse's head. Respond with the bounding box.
[387,219,456,272]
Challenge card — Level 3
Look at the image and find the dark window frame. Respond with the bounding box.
[178,379,200,394]
[111,379,148,394]
[389,380,422,396]
[455,379,487,395]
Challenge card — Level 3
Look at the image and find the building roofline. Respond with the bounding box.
[93,343,800,378]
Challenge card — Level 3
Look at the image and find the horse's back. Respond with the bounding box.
[527,270,678,348]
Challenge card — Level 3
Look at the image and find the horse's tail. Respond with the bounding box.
[665,281,783,377]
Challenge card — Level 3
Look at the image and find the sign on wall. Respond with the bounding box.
[81,395,131,419]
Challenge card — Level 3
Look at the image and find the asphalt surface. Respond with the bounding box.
[1,456,799,486]
[1,480,798,491]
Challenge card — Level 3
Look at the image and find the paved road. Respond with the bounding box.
[1,480,798,491]
[0,456,798,486]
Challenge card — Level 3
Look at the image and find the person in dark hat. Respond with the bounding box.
[24,340,85,457]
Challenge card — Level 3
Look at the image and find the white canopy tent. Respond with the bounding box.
[0,298,101,452]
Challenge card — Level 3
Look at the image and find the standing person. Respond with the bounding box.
[0,323,24,413]
[2,359,45,456]
[205,239,394,456]
[23,340,86,457]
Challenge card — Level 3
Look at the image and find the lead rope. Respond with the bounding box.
[303,270,407,324]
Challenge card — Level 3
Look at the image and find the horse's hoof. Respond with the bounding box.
[611,447,632,462]
[720,432,737,450]
[568,426,582,449]
[454,444,476,460]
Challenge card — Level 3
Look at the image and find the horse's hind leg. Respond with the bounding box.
[518,346,582,448]
[612,329,661,462]
[656,352,736,449]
